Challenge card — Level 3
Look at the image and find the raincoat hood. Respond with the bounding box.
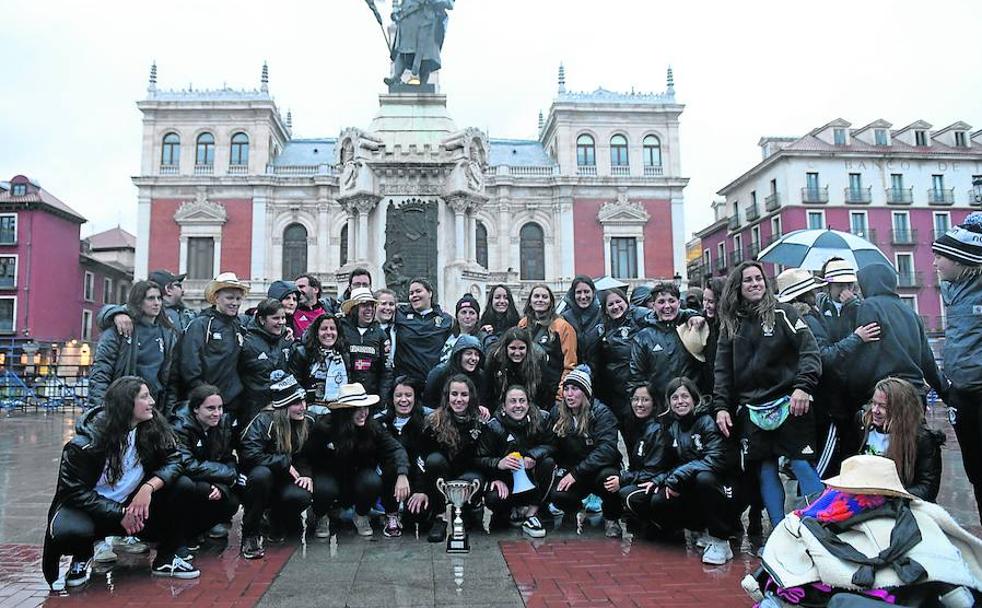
[857,263,898,298]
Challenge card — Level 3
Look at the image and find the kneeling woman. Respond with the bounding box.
[548,366,623,538]
[417,374,486,543]
[309,383,410,539]
[623,378,737,565]
[42,376,196,588]
[477,385,556,538]
[170,384,240,542]
[238,373,316,559]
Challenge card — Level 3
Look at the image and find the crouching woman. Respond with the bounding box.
[42,376,196,589]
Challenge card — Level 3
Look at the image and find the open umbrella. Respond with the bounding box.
[756,229,892,270]
[592,276,629,292]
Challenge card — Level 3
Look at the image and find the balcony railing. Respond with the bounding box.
[193,164,214,175]
[715,257,727,271]
[490,165,560,177]
[576,165,597,176]
[159,164,179,175]
[844,187,872,204]
[764,192,781,211]
[227,164,248,175]
[934,228,951,240]
[927,188,954,206]
[727,216,739,230]
[611,165,630,176]
[748,242,761,258]
[891,228,918,245]
[745,203,760,221]
[886,187,913,205]
[730,248,745,264]
[850,228,877,244]
[766,232,784,246]
[644,165,664,176]
[969,188,982,207]
[896,271,923,288]
[264,164,336,176]
[801,186,829,204]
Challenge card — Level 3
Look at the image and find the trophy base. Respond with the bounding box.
[446,536,470,554]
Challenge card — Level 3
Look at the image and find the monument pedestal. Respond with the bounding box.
[443,261,490,310]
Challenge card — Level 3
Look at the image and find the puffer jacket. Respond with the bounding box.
[713,303,822,414]
[847,264,946,402]
[857,414,946,502]
[339,317,393,402]
[423,334,487,408]
[164,303,197,333]
[380,406,430,488]
[518,316,578,401]
[941,274,982,392]
[475,411,556,480]
[238,325,294,421]
[597,306,657,415]
[308,411,409,476]
[560,276,604,376]
[419,412,485,471]
[628,309,703,405]
[394,304,454,384]
[618,416,663,486]
[288,345,350,404]
[484,356,554,412]
[88,315,178,412]
[548,400,621,480]
[170,404,237,488]
[179,307,246,405]
[649,411,732,492]
[238,410,314,477]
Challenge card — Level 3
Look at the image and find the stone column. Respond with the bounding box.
[467,210,477,262]
[250,195,267,281]
[449,197,468,263]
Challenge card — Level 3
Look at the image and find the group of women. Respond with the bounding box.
[45,212,982,589]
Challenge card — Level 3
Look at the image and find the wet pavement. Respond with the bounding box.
[0,406,978,608]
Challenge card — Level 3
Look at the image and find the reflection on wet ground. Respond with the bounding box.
[0,406,978,607]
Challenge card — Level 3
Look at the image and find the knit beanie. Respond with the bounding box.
[563,364,593,399]
[268,370,306,409]
[456,293,481,317]
[932,212,982,267]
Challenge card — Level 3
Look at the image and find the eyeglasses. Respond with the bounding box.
[630,396,652,403]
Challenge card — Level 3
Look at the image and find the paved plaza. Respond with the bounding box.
[0,407,978,608]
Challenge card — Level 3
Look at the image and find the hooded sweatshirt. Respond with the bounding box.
[847,264,946,401]
[561,276,604,375]
[423,334,487,408]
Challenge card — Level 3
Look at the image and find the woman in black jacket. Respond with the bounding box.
[611,383,663,524]
[394,278,454,384]
[485,327,552,410]
[619,383,657,459]
[42,376,196,588]
[423,334,488,409]
[289,314,349,410]
[625,378,737,565]
[596,288,656,423]
[170,384,239,543]
[308,383,410,539]
[238,298,294,427]
[479,284,520,350]
[858,377,945,501]
[238,373,317,560]
[418,374,486,543]
[560,275,604,376]
[476,385,556,538]
[548,366,623,537]
[379,376,431,531]
[338,288,393,409]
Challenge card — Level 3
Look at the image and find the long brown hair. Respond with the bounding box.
[522,284,558,329]
[718,261,777,338]
[862,377,924,486]
[94,376,175,484]
[426,374,480,457]
[126,280,174,330]
[502,384,545,434]
[272,407,308,455]
[552,381,592,438]
[488,327,543,408]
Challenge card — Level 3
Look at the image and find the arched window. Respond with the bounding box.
[519,222,545,280]
[610,134,629,167]
[476,221,488,269]
[161,133,180,166]
[643,135,662,167]
[339,224,349,267]
[230,132,249,166]
[282,223,307,279]
[576,134,595,167]
[195,133,215,166]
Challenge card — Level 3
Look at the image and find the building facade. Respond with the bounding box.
[690,118,982,333]
[134,64,689,307]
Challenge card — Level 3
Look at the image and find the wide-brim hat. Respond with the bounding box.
[676,322,709,362]
[822,259,858,284]
[328,383,381,409]
[776,268,826,303]
[204,272,250,304]
[340,287,378,315]
[823,455,916,499]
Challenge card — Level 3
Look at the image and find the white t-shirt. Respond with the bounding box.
[95,428,145,503]
[864,429,890,457]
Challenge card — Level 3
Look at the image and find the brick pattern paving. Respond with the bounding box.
[501,539,756,608]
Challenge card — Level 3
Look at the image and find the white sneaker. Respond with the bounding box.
[522,516,546,539]
[690,529,711,549]
[702,537,734,565]
[93,539,117,563]
[315,515,331,539]
[353,514,373,537]
[604,519,622,538]
[112,536,149,554]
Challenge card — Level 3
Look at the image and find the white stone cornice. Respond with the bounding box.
[174,192,228,225]
[598,193,650,225]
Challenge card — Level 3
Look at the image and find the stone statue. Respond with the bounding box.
[383,254,410,300]
[384,0,454,86]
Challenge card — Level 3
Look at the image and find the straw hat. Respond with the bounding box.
[822,259,858,284]
[823,455,916,499]
[204,272,250,304]
[676,322,709,362]
[340,287,378,315]
[328,383,381,409]
[775,268,826,303]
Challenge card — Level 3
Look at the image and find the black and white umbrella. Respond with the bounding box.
[756,229,891,270]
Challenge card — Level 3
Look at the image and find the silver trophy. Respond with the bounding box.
[435,478,481,553]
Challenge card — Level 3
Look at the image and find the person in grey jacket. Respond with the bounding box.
[933,212,982,523]
[89,281,178,413]
[148,270,196,332]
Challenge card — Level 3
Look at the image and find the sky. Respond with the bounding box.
[1,0,981,241]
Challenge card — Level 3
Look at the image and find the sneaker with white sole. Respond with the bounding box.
[151,554,200,579]
[112,536,149,554]
[546,502,564,516]
[522,516,546,538]
[353,514,373,537]
[383,514,402,538]
[702,537,734,565]
[93,539,117,563]
[583,494,602,513]
[604,519,622,538]
[315,515,331,539]
[689,529,711,549]
[65,558,90,588]
[241,535,265,560]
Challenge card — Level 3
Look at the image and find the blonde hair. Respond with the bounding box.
[552,389,592,438]
[272,408,308,456]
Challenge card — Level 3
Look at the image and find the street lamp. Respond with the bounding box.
[973,176,982,204]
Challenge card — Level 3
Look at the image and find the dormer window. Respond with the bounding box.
[833,128,847,145]
[915,130,928,146]
[874,129,888,146]
[11,184,26,197]
[955,131,968,147]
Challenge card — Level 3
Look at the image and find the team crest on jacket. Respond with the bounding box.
[692,434,703,451]
[470,428,481,440]
[620,327,630,338]
[434,316,444,327]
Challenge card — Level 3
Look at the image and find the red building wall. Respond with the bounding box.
[572,198,675,279]
[22,211,84,342]
[148,198,252,278]
[148,199,182,273]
